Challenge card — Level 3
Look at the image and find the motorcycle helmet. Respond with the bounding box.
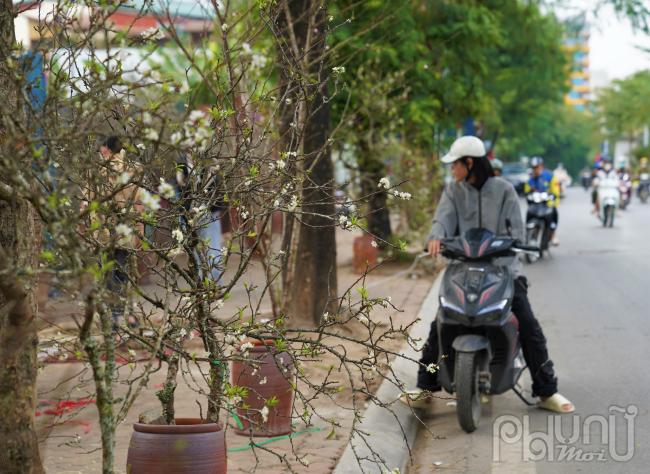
[441,136,486,164]
[530,156,544,168]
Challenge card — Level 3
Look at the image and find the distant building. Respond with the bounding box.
[13,0,213,50]
[563,15,590,112]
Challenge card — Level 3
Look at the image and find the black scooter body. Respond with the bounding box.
[437,229,524,396]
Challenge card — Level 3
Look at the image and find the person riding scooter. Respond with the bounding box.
[491,158,503,176]
[617,163,632,210]
[402,136,574,414]
[636,157,650,202]
[592,158,619,215]
[524,157,561,246]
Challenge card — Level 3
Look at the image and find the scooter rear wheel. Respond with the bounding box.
[455,351,481,433]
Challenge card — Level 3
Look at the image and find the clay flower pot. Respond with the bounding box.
[126,418,226,474]
[231,339,295,437]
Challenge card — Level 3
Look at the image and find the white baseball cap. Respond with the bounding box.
[441,136,486,164]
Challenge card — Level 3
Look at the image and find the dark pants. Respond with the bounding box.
[550,208,558,230]
[107,249,129,326]
[417,276,558,397]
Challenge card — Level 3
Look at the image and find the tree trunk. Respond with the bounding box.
[277,0,338,325]
[0,2,45,472]
[0,201,43,474]
[289,78,337,324]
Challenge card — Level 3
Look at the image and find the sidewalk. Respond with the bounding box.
[333,274,442,474]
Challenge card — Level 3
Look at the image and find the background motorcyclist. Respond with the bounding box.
[636,157,650,198]
[592,158,619,215]
[524,156,561,245]
[491,158,503,176]
[617,161,632,208]
[407,136,574,414]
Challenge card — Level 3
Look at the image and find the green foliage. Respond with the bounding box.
[498,104,597,178]
[597,70,650,142]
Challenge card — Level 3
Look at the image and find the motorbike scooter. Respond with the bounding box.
[524,192,555,263]
[437,228,537,433]
[598,176,619,227]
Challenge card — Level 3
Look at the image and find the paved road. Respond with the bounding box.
[409,187,650,473]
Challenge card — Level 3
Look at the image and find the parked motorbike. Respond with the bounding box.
[638,173,650,204]
[437,228,537,433]
[524,192,555,263]
[597,176,619,227]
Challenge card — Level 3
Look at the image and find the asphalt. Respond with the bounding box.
[335,187,650,474]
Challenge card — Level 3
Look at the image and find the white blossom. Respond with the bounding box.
[118,171,132,185]
[287,195,299,212]
[276,159,286,170]
[251,54,268,69]
[332,66,345,75]
[179,328,187,338]
[259,376,267,385]
[136,143,146,150]
[240,341,254,352]
[260,405,269,423]
[378,177,390,189]
[358,315,369,325]
[338,215,349,227]
[140,27,165,40]
[221,23,228,32]
[172,228,184,243]
[144,128,159,142]
[142,112,153,125]
[425,363,436,374]
[399,192,412,200]
[242,42,253,55]
[371,240,378,248]
[170,131,183,145]
[169,246,183,257]
[273,199,280,208]
[188,110,206,122]
[220,246,228,257]
[140,188,161,211]
[215,299,224,309]
[157,179,175,199]
[115,223,132,238]
[225,334,237,345]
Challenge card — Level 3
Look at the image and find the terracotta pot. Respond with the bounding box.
[231,340,295,437]
[126,418,226,474]
[353,234,379,274]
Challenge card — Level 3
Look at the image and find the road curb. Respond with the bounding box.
[333,274,443,474]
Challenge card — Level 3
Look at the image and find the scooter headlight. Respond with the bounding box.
[477,299,509,318]
[440,296,464,314]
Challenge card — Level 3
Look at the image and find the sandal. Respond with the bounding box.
[538,393,575,413]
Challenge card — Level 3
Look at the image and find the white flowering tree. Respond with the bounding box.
[0,1,429,473]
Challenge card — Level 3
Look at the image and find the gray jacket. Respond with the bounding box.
[427,177,525,276]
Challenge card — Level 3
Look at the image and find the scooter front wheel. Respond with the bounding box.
[455,351,481,433]
[525,227,542,264]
